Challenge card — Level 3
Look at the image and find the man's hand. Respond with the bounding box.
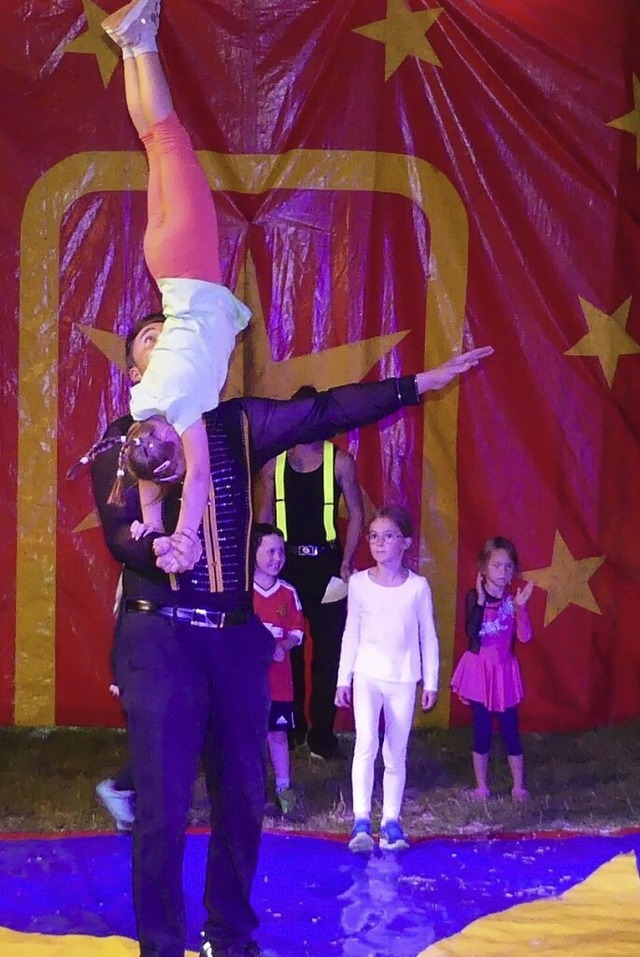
[416,347,494,394]
[340,560,353,583]
[334,685,352,708]
[421,689,438,711]
[153,529,203,573]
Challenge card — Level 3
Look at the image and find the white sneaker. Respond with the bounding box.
[95,778,135,832]
[102,0,161,50]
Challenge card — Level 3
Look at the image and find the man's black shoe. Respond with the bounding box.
[308,742,346,762]
[200,936,263,957]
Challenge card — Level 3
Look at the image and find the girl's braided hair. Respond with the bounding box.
[68,418,181,506]
[66,434,127,480]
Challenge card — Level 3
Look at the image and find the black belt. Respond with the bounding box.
[287,543,337,557]
[125,599,248,629]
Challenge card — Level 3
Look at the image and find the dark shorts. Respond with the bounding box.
[268,701,296,732]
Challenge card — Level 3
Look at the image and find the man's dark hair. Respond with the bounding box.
[290,385,318,400]
[124,312,166,369]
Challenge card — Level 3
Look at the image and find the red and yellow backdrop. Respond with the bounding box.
[1,0,639,732]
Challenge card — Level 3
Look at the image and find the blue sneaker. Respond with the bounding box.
[348,818,374,853]
[379,820,409,851]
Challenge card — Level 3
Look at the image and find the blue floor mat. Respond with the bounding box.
[0,829,639,955]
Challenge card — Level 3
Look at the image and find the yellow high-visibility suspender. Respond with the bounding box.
[274,452,288,539]
[275,442,336,542]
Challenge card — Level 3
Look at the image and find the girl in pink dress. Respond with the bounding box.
[450,537,534,802]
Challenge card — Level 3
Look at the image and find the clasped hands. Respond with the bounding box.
[153,529,203,574]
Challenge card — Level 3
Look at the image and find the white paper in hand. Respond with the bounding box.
[321,575,348,604]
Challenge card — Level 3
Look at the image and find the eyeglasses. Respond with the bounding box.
[366,532,405,543]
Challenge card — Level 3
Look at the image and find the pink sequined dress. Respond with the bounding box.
[450,588,532,712]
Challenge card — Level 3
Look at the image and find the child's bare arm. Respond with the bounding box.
[176,418,211,534]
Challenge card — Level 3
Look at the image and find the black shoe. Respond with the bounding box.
[306,730,343,761]
[200,937,263,957]
[308,741,345,762]
[288,729,307,751]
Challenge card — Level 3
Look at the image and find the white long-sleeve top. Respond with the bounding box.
[336,569,439,690]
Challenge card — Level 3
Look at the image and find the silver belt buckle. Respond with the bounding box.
[299,545,319,557]
[190,608,223,629]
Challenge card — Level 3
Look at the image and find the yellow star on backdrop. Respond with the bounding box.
[64,0,119,88]
[523,531,604,627]
[608,74,640,169]
[565,295,639,388]
[77,324,127,371]
[353,0,443,81]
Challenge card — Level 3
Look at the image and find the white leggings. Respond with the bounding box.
[351,672,417,822]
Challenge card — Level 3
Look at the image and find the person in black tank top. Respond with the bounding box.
[254,385,365,759]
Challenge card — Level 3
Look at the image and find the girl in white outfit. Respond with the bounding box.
[335,506,439,852]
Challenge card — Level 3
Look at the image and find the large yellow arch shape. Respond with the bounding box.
[17,149,468,725]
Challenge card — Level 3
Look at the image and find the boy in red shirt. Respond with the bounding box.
[252,524,305,820]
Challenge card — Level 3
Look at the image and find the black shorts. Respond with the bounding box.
[268,701,296,732]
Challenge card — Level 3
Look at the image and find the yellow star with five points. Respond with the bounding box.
[524,531,604,627]
[608,74,640,169]
[565,295,640,388]
[353,0,443,81]
[63,0,120,88]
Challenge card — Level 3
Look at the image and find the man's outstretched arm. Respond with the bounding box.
[246,346,494,471]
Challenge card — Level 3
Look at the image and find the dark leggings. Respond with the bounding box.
[472,701,522,756]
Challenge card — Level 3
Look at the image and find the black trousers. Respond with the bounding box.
[119,609,273,957]
[283,551,346,756]
[290,596,347,755]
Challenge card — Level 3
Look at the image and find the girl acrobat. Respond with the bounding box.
[97,0,251,554]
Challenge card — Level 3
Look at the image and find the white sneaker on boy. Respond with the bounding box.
[95,778,135,832]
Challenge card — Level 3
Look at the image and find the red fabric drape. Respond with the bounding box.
[1,0,639,730]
